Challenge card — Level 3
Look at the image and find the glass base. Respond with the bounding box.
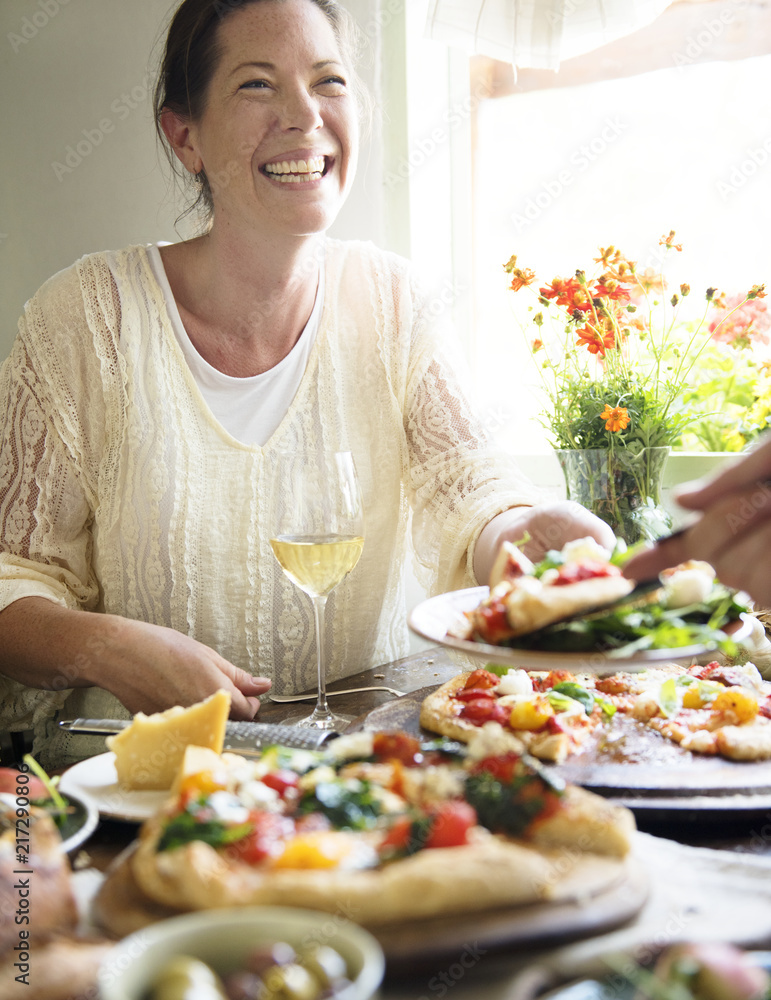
[282,707,353,731]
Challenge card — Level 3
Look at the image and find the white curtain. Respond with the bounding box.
[425,0,673,71]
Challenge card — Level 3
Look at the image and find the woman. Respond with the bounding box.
[0,0,613,765]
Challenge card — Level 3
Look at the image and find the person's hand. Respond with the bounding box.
[622,435,771,606]
[82,616,271,720]
[474,501,617,584]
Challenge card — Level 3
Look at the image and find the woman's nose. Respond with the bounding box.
[278,87,323,132]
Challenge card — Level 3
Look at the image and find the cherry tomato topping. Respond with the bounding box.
[552,559,619,586]
[468,752,521,784]
[261,769,299,798]
[459,699,510,726]
[475,603,513,644]
[462,669,500,691]
[455,687,497,703]
[379,815,413,854]
[425,800,477,849]
[227,812,295,866]
[372,732,423,766]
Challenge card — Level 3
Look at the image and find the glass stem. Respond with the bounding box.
[312,594,330,717]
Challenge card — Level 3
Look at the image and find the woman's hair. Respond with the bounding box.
[153,0,370,227]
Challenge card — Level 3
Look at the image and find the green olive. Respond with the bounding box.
[298,945,348,989]
[148,955,228,1000]
[262,962,320,1000]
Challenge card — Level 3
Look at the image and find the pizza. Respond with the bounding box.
[420,661,771,764]
[130,728,635,926]
[455,537,749,655]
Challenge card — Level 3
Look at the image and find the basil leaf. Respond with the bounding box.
[553,682,595,715]
[484,663,512,678]
[547,691,578,713]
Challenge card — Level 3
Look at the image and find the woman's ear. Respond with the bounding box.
[160,107,203,175]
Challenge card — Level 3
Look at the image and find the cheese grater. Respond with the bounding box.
[58,718,340,756]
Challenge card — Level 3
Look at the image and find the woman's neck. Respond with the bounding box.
[159,228,324,376]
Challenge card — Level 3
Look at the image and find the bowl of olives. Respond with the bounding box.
[98,905,385,1000]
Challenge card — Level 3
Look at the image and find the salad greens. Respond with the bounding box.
[499,582,748,657]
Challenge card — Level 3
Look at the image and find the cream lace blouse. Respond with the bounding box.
[0,239,537,763]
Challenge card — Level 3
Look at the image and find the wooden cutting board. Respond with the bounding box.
[93,844,648,973]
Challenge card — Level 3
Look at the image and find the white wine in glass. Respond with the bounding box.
[268,450,364,729]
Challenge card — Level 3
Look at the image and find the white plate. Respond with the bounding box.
[408,585,753,675]
[59,752,170,822]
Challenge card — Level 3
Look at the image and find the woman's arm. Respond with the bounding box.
[0,597,269,718]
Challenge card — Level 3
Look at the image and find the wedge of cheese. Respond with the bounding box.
[106,689,230,790]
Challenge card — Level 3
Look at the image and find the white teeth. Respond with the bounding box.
[264,155,326,177]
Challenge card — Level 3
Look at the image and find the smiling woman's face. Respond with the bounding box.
[181,0,359,241]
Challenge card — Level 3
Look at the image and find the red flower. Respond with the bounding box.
[576,325,615,356]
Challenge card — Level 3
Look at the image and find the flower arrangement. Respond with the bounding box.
[504,232,766,541]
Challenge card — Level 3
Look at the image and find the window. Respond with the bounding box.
[405,2,771,454]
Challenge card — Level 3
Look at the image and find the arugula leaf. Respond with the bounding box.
[298,780,381,831]
[532,550,565,579]
[464,772,557,838]
[158,807,252,852]
[658,678,679,718]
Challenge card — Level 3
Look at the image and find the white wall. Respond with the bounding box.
[0,0,387,362]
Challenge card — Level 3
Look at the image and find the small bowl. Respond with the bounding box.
[97,905,385,1000]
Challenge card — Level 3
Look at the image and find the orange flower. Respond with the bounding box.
[509,268,537,292]
[576,325,615,356]
[531,337,544,352]
[659,230,683,252]
[600,404,631,432]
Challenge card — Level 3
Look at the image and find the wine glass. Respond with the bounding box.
[268,450,364,730]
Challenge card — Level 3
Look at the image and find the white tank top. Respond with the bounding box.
[147,244,323,447]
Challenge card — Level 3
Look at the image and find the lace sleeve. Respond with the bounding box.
[404,278,539,596]
[0,271,105,614]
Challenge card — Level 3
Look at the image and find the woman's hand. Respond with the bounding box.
[87,617,272,719]
[473,501,617,584]
[0,598,271,720]
[622,436,771,607]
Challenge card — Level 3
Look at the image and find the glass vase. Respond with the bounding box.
[556,446,673,545]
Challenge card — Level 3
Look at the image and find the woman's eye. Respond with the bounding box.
[318,76,347,91]
[240,79,270,90]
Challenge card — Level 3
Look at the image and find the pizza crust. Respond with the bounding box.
[502,575,635,637]
[131,820,556,925]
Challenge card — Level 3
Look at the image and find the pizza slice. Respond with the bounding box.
[456,538,748,656]
[131,728,635,925]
